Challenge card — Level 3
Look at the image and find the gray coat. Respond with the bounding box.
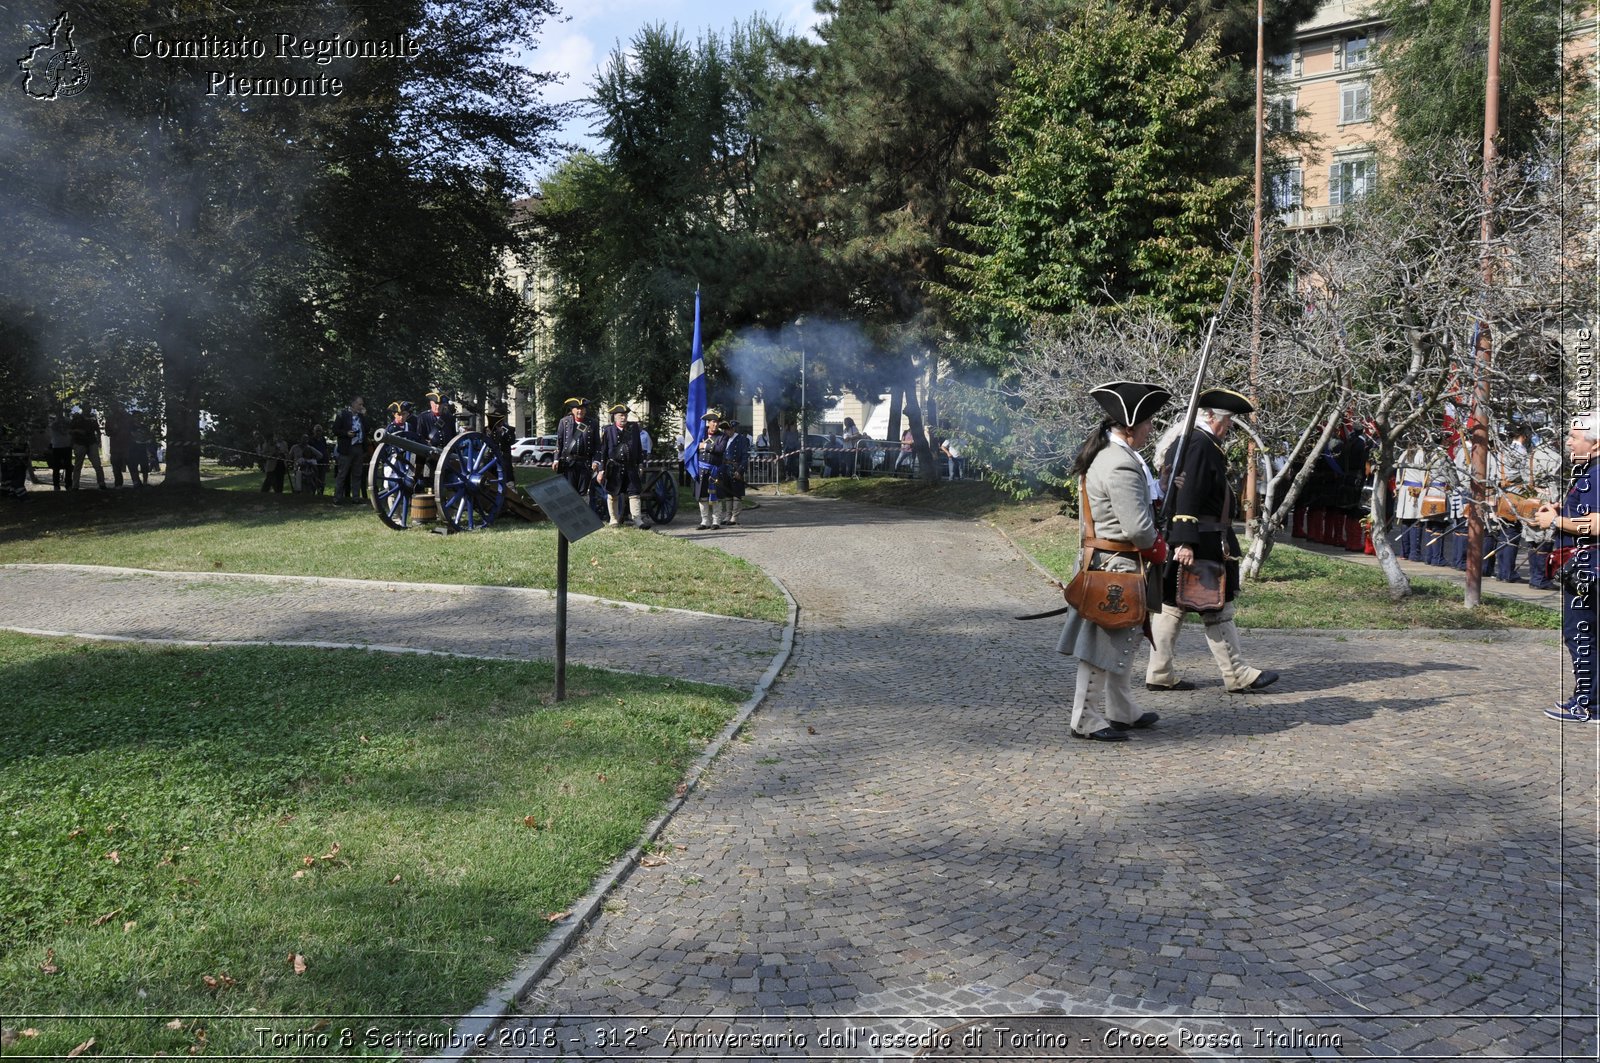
[1056,441,1160,672]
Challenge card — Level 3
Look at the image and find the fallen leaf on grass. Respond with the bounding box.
[359,735,369,744]
[275,813,296,826]
[165,1020,185,1030]
[291,870,306,880]
[522,815,539,828]
[289,953,307,975]
[301,856,316,867]
[123,921,137,933]
[318,843,341,862]
[596,773,608,783]
[545,911,571,923]
[21,1029,41,1038]
[68,828,84,839]
[91,909,122,927]
[40,948,59,974]
[201,973,236,990]
[105,850,120,864]
[66,1037,95,1057]
[388,874,401,885]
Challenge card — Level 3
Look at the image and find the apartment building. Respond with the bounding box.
[1271,0,1597,229]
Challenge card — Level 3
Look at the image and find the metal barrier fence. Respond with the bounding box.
[744,442,983,485]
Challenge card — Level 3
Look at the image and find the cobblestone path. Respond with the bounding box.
[488,493,1595,1060]
[0,564,782,691]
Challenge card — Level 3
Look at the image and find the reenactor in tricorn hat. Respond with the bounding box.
[595,403,652,530]
[555,397,596,498]
[693,409,729,530]
[1056,380,1172,742]
[416,389,456,448]
[1146,387,1280,695]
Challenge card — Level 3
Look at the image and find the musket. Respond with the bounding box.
[1159,237,1251,541]
[1014,236,1250,622]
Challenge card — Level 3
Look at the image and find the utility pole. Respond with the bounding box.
[1245,0,1266,527]
[1465,0,1503,608]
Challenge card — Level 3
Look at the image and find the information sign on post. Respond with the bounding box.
[527,478,605,700]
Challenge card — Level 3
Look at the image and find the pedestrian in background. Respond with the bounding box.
[331,395,367,504]
[70,405,107,490]
[554,397,596,499]
[694,409,728,530]
[1534,414,1599,722]
[47,408,72,490]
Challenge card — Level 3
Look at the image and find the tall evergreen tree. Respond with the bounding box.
[1372,0,1572,164]
[945,4,1249,331]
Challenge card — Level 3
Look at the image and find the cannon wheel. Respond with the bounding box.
[434,430,509,530]
[368,441,418,530]
[643,470,678,525]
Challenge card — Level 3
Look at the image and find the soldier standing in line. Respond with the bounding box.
[595,403,652,530]
[694,409,729,530]
[554,397,596,499]
[719,417,750,525]
[1145,389,1280,695]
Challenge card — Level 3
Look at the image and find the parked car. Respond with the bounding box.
[510,435,558,465]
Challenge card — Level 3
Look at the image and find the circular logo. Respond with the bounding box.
[46,51,90,97]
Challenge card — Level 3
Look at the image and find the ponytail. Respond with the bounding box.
[1070,416,1117,478]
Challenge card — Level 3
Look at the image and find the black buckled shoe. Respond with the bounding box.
[1231,669,1280,693]
[1071,727,1129,742]
[1146,680,1196,691]
[1109,712,1159,731]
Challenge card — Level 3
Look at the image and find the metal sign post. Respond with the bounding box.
[528,477,604,701]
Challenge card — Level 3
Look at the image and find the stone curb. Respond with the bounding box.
[417,571,803,1063]
[0,563,774,626]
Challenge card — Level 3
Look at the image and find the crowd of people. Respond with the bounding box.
[1279,419,1562,589]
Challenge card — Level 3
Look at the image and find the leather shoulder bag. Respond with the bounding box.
[1063,482,1147,631]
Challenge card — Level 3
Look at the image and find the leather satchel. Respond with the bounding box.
[1063,485,1147,631]
[1175,558,1227,612]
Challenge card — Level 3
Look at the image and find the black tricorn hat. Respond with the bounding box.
[564,396,588,409]
[1089,381,1172,426]
[607,403,629,417]
[1196,387,1256,415]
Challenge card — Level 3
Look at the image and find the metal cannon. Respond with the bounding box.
[368,428,542,531]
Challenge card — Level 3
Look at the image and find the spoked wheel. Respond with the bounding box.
[643,471,678,525]
[369,442,418,530]
[433,430,509,530]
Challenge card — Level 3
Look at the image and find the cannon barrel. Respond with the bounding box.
[372,428,441,461]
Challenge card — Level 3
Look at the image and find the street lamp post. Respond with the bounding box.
[796,318,810,492]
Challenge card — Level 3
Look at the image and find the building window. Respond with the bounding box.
[1343,36,1371,69]
[1269,167,1303,213]
[1339,81,1371,124]
[1329,156,1377,207]
[1268,95,1297,134]
[1268,50,1300,77]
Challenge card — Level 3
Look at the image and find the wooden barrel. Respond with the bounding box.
[409,492,437,523]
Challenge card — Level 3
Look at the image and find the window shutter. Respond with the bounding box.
[1329,165,1343,207]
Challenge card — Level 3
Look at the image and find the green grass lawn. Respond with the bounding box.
[0,466,784,623]
[0,631,741,1058]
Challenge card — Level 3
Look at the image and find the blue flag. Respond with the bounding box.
[683,288,706,480]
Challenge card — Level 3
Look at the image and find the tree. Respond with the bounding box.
[528,20,817,420]
[1372,0,1573,165]
[0,0,563,482]
[945,3,1249,333]
[1239,140,1579,593]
